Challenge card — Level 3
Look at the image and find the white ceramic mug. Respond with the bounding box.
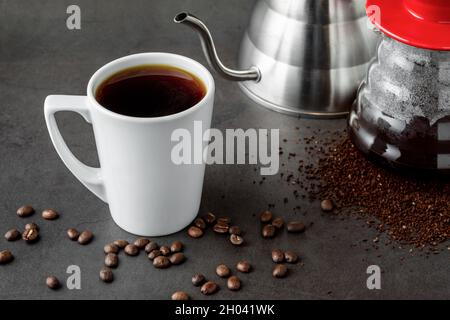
[44,53,215,236]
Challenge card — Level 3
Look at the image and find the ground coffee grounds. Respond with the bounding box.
[303,135,450,249]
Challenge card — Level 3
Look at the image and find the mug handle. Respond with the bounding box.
[44,95,107,202]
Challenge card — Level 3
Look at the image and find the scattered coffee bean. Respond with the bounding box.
[271,249,284,263]
[113,239,129,249]
[99,267,114,283]
[260,210,273,223]
[25,222,39,231]
[4,229,20,241]
[201,281,218,295]
[170,241,183,253]
[153,256,171,269]
[227,276,241,291]
[192,274,206,286]
[46,276,60,290]
[284,251,298,264]
[204,212,216,225]
[145,241,159,253]
[230,234,244,246]
[272,264,288,278]
[169,252,185,265]
[287,221,306,233]
[22,227,39,243]
[213,224,229,234]
[262,224,276,238]
[272,217,284,229]
[124,244,139,256]
[160,246,170,256]
[188,226,203,238]
[134,238,150,249]
[171,291,190,300]
[147,249,161,260]
[67,228,80,241]
[236,260,251,273]
[229,226,241,235]
[78,230,93,245]
[16,205,35,218]
[217,217,231,225]
[104,243,119,254]
[321,199,334,212]
[105,253,119,268]
[194,218,206,230]
[0,250,13,264]
[42,209,59,220]
[216,264,231,278]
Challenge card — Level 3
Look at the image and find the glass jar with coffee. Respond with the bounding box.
[349,0,450,173]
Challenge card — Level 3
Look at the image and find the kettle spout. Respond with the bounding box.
[174,12,261,82]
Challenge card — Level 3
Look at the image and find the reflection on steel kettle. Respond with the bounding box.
[174,0,379,118]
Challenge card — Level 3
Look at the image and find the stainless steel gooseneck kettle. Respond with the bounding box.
[174,0,379,117]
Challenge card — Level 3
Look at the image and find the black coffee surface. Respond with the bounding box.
[95,64,206,117]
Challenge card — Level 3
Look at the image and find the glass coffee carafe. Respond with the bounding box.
[350,0,450,172]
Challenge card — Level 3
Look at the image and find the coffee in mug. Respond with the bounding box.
[95,65,206,118]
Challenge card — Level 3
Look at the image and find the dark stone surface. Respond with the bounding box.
[0,0,448,300]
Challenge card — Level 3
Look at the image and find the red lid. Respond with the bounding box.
[366,0,450,50]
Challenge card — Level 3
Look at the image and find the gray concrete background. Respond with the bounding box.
[0,0,448,300]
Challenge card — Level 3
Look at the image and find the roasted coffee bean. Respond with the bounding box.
[16,205,35,218]
[192,274,206,287]
[99,267,114,283]
[67,228,80,241]
[134,238,150,249]
[169,252,185,265]
[272,217,284,229]
[147,249,161,260]
[22,227,39,243]
[201,281,218,295]
[287,221,306,233]
[145,241,159,253]
[46,276,60,290]
[104,243,119,254]
[284,251,298,264]
[271,249,285,263]
[153,256,171,269]
[25,222,39,231]
[194,218,206,230]
[217,217,231,225]
[42,209,59,220]
[262,224,276,238]
[216,264,231,278]
[124,244,139,256]
[236,260,251,273]
[272,264,288,278]
[230,234,244,246]
[227,276,241,291]
[170,241,183,253]
[160,246,170,256]
[260,210,273,223]
[213,224,229,234]
[204,212,216,225]
[0,250,13,264]
[171,291,190,300]
[4,229,20,241]
[78,230,93,245]
[113,239,129,249]
[105,253,119,268]
[229,226,241,235]
[188,226,203,238]
[321,199,334,212]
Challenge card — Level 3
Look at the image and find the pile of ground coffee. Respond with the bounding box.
[303,135,450,249]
